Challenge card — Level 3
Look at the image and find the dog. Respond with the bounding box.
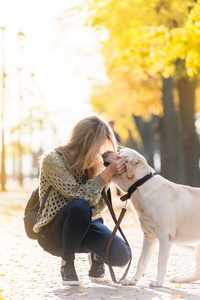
[103,148,200,287]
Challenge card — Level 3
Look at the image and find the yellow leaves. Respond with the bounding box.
[10,259,19,263]
[77,290,88,296]
[64,292,70,296]
[172,294,183,299]
[0,297,5,300]
[0,273,5,277]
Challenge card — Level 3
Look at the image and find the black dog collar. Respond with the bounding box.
[120,173,155,201]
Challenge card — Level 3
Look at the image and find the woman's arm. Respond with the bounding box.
[41,151,107,202]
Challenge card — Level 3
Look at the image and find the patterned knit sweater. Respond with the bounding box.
[33,149,108,233]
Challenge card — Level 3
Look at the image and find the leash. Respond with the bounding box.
[101,189,132,284]
[101,172,155,282]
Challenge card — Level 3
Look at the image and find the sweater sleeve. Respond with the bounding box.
[41,151,107,205]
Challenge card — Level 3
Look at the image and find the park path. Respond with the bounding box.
[0,182,200,300]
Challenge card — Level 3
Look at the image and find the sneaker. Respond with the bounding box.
[60,261,79,286]
[88,253,105,282]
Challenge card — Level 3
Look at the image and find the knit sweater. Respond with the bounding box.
[33,149,108,233]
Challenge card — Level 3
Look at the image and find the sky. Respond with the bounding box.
[0,0,108,151]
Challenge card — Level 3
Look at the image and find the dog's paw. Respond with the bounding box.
[149,280,163,287]
[121,278,137,286]
[170,276,179,283]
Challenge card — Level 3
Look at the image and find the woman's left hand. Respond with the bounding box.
[100,154,126,182]
[109,155,126,175]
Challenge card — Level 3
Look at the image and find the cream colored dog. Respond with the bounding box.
[103,148,200,287]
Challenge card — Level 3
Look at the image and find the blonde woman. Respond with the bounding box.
[33,114,131,285]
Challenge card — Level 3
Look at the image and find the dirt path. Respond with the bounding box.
[0,188,200,300]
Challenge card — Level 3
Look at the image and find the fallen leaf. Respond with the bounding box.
[11,259,18,263]
[0,297,5,300]
[175,285,182,289]
[64,292,70,296]
[172,294,183,299]
[0,274,5,277]
[78,290,85,293]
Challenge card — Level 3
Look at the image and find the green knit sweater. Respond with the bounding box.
[33,149,107,233]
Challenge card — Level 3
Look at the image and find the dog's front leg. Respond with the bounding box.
[150,236,172,287]
[122,234,158,286]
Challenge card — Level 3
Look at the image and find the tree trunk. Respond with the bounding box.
[133,115,157,169]
[1,128,6,191]
[176,77,200,186]
[159,77,182,183]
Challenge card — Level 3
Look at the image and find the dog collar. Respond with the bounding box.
[120,172,155,202]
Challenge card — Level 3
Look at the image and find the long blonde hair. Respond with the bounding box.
[58,115,117,179]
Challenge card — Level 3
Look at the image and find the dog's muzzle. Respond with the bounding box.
[103,161,110,167]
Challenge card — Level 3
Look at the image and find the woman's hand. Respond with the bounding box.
[100,155,126,183]
[108,155,126,175]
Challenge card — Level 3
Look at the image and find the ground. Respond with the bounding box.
[0,180,200,300]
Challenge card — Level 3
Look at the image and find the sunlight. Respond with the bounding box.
[0,0,107,155]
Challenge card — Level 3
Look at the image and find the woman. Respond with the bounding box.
[33,114,131,285]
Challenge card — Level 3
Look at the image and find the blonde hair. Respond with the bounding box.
[58,114,117,179]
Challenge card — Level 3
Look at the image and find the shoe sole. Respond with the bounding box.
[62,280,80,286]
[89,276,104,282]
[88,253,92,267]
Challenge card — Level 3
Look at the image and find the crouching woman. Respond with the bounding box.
[33,114,131,285]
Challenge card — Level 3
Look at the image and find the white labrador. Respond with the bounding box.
[103,148,200,287]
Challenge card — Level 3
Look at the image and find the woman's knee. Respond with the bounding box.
[109,239,131,267]
[68,199,92,218]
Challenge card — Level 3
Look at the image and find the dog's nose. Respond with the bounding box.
[103,161,110,167]
[102,152,110,167]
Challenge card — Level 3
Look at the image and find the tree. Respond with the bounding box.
[87,0,200,184]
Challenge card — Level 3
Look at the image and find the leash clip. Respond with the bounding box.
[122,200,129,209]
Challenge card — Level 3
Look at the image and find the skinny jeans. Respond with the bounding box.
[38,199,131,266]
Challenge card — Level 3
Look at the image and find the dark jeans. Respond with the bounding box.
[38,199,131,266]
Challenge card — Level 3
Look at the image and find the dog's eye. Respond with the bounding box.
[104,162,110,167]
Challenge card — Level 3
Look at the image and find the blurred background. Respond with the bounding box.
[0,0,200,192]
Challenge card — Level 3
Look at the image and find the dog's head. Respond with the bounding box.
[102,148,155,192]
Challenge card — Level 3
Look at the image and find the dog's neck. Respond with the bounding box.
[120,173,155,201]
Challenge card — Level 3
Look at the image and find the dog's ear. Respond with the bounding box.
[126,157,138,179]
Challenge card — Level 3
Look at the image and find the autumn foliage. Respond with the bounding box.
[87,0,200,185]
